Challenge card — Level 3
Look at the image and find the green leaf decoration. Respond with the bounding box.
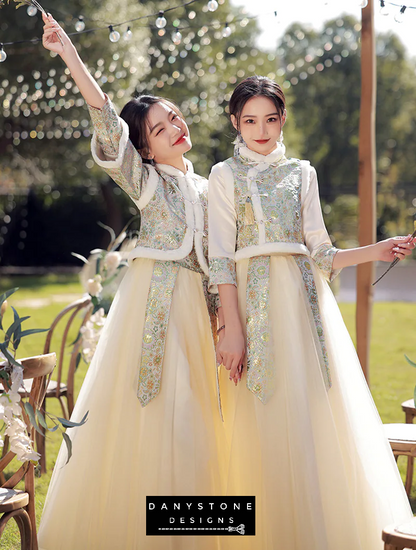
[96,256,101,276]
[405,355,416,368]
[57,411,88,429]
[0,287,19,330]
[11,307,30,350]
[0,343,22,368]
[71,252,90,265]
[69,330,82,347]
[19,327,50,338]
[24,402,44,436]
[36,410,49,430]
[97,221,116,245]
[62,432,72,465]
[75,352,81,371]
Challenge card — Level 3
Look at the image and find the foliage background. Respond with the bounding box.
[1,0,416,265]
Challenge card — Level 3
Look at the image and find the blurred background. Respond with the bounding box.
[0,0,415,270]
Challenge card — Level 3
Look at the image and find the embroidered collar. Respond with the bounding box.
[156,157,194,177]
[238,144,286,166]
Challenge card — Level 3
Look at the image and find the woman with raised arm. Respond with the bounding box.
[208,75,415,550]
[38,14,225,550]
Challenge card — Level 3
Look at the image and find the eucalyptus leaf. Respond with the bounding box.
[405,355,416,368]
[57,411,88,428]
[24,402,44,436]
[0,288,19,331]
[19,327,50,338]
[36,410,49,430]
[75,352,81,371]
[0,344,22,368]
[62,432,72,465]
[71,252,90,265]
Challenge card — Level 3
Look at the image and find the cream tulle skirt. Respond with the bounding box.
[38,258,225,550]
[219,255,412,550]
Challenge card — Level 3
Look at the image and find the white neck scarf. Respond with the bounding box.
[238,143,286,167]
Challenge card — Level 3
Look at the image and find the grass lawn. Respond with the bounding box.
[1,275,416,547]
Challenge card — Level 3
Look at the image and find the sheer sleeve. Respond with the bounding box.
[301,163,340,282]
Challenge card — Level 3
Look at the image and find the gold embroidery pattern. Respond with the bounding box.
[312,243,339,282]
[209,257,237,287]
[137,261,180,406]
[293,255,332,389]
[225,157,303,249]
[88,99,144,202]
[246,256,276,403]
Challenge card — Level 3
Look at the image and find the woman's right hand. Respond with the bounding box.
[42,13,74,58]
[217,328,245,385]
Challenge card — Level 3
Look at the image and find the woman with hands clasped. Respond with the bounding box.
[209,75,415,550]
[38,13,226,550]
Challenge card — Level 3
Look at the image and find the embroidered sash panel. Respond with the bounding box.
[246,257,276,403]
[293,255,332,390]
[137,261,180,406]
[245,255,331,404]
[137,261,223,420]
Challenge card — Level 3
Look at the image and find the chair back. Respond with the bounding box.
[43,296,92,417]
[0,353,56,550]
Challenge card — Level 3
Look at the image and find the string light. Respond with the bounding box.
[75,16,85,32]
[0,44,6,62]
[26,4,37,16]
[155,11,167,29]
[207,0,219,12]
[172,30,182,45]
[394,5,407,22]
[123,26,133,41]
[222,23,231,38]
[108,25,120,43]
[380,0,390,15]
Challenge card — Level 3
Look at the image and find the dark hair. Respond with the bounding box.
[120,95,184,162]
[229,76,286,131]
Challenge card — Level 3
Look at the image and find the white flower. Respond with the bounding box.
[90,308,105,326]
[10,365,23,392]
[104,251,122,273]
[86,275,103,297]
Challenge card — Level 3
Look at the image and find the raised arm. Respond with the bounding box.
[42,13,105,109]
[42,14,145,203]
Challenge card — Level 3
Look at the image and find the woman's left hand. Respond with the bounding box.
[376,235,416,262]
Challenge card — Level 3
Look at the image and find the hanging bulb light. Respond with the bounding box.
[26,4,37,16]
[207,0,219,11]
[394,5,407,22]
[222,23,231,38]
[172,30,182,45]
[358,0,368,8]
[109,25,120,43]
[0,44,7,63]
[123,26,133,41]
[379,0,389,15]
[156,11,167,29]
[75,16,85,32]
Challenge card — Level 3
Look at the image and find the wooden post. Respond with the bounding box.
[356,0,376,383]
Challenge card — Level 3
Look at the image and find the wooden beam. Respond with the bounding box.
[356,0,376,383]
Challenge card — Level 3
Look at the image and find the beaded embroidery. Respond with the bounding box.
[209,257,237,287]
[293,255,332,389]
[246,257,276,403]
[312,243,339,282]
[137,261,179,407]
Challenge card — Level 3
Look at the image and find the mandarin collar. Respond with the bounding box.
[155,157,194,177]
[238,143,286,165]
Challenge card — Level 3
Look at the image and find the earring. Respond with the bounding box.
[279,130,284,145]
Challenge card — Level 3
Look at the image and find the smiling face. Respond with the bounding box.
[231,95,286,156]
[145,102,191,168]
